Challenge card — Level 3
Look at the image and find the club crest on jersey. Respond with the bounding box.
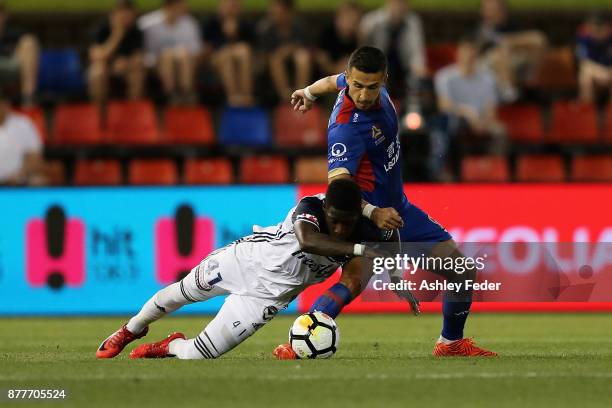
[371,125,386,145]
[296,213,319,228]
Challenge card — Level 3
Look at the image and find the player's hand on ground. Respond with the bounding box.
[291,89,313,113]
[391,277,421,316]
[371,207,404,230]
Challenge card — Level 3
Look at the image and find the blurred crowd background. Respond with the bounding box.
[0,0,611,187]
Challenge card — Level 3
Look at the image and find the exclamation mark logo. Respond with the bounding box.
[26,205,85,289]
[156,204,214,285]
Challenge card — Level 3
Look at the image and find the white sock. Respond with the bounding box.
[126,282,190,334]
[438,335,460,345]
[169,338,216,360]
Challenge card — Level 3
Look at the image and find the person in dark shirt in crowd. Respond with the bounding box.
[475,0,547,102]
[203,0,254,106]
[89,0,145,106]
[256,0,311,102]
[315,1,361,76]
[0,3,40,107]
[576,12,612,103]
[360,0,427,98]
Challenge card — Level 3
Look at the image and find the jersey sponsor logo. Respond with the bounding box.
[384,141,401,173]
[330,143,347,157]
[291,250,339,278]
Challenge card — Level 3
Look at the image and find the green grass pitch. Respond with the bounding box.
[1,313,611,407]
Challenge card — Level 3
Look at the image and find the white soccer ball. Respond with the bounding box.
[289,311,339,359]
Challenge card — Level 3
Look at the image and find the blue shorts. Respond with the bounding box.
[398,203,452,243]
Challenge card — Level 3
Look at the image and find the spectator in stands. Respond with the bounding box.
[89,0,145,107]
[0,91,45,185]
[256,0,311,102]
[359,0,427,96]
[315,1,361,76]
[475,0,547,102]
[431,34,505,180]
[576,13,612,103]
[0,3,39,107]
[139,0,202,105]
[203,0,254,106]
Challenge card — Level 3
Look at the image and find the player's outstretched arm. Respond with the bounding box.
[294,219,384,259]
[291,74,340,113]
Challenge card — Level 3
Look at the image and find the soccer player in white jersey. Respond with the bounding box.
[96,179,398,359]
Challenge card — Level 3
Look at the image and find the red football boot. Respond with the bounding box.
[273,343,298,360]
[129,332,186,359]
[433,338,497,357]
[96,324,149,359]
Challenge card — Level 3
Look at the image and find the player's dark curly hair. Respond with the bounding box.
[347,46,388,75]
[326,179,362,213]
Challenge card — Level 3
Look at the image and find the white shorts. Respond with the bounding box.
[177,246,289,357]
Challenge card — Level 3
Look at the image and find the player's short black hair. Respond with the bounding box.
[326,179,362,214]
[347,46,388,75]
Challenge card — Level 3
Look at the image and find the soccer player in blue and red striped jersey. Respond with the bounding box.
[274,47,496,358]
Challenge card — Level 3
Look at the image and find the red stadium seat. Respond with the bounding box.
[426,43,457,75]
[13,106,48,142]
[548,101,599,143]
[295,156,328,184]
[461,155,509,182]
[52,103,103,145]
[128,159,177,185]
[74,159,122,186]
[571,156,612,182]
[530,47,576,90]
[184,158,233,184]
[240,156,289,184]
[163,106,215,145]
[516,155,565,182]
[107,100,159,144]
[604,104,612,143]
[274,105,326,147]
[497,104,544,142]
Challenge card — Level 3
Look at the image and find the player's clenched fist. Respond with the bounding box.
[291,89,314,113]
[371,207,404,230]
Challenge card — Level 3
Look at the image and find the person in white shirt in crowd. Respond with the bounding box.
[138,0,202,105]
[0,91,45,185]
[430,34,506,181]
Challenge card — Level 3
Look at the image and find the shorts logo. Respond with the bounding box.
[331,143,347,157]
[262,306,279,321]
